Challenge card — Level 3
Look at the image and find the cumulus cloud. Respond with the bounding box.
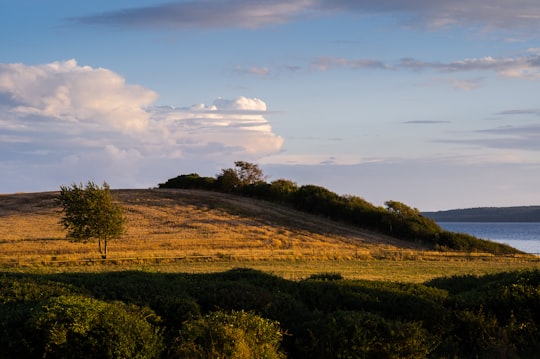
[0,59,157,132]
[150,97,283,157]
[0,60,283,192]
[71,0,540,31]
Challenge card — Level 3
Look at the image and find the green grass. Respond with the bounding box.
[4,257,539,283]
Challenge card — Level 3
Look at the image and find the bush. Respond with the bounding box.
[30,295,164,359]
[297,310,431,358]
[158,173,216,190]
[172,310,285,359]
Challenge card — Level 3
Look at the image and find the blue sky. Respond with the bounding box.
[2,1,540,210]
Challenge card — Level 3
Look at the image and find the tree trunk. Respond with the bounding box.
[98,239,107,259]
[102,239,107,259]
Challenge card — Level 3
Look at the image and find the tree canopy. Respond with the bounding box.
[57,181,125,259]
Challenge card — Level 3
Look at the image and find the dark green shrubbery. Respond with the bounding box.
[297,310,431,359]
[159,173,216,190]
[2,269,540,358]
[31,295,164,359]
[158,162,522,254]
[0,293,163,358]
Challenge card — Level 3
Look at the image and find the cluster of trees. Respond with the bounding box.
[2,268,540,358]
[159,162,520,254]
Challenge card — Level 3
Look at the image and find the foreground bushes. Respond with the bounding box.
[172,310,285,359]
[2,269,540,358]
[0,294,163,358]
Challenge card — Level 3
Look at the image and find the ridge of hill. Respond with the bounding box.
[0,189,426,266]
[423,206,540,222]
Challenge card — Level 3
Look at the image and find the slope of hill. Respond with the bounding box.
[423,206,540,222]
[0,189,425,265]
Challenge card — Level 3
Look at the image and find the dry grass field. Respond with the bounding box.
[1,188,539,281]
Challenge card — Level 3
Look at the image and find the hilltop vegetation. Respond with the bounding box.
[159,162,522,255]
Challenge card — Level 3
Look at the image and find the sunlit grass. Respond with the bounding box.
[1,189,538,282]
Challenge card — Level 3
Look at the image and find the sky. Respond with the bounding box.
[1,1,540,211]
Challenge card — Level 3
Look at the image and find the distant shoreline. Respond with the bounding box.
[423,206,540,222]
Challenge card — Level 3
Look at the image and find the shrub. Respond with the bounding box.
[30,295,164,359]
[297,310,431,359]
[172,310,285,359]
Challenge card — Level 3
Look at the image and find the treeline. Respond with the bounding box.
[158,162,520,254]
[1,269,540,358]
[424,206,540,222]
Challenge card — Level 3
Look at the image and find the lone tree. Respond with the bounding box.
[57,181,125,259]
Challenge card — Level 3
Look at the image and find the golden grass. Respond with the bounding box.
[1,189,539,282]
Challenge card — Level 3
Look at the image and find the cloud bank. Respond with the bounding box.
[73,0,540,31]
[0,60,283,191]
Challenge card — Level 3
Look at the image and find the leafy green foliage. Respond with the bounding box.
[173,310,285,359]
[158,173,216,190]
[298,310,431,359]
[32,295,163,359]
[57,181,125,259]
[1,269,540,358]
[233,160,267,185]
[157,162,522,254]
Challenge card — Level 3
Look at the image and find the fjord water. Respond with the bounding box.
[439,222,540,254]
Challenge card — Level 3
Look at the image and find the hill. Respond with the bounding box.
[423,206,540,222]
[0,189,425,266]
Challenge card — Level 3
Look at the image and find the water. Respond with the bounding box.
[438,222,540,254]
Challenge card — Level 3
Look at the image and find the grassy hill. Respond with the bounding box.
[0,188,426,263]
[1,188,538,281]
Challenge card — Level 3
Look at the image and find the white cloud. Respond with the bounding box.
[0,60,284,192]
[150,97,283,156]
[0,59,157,132]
